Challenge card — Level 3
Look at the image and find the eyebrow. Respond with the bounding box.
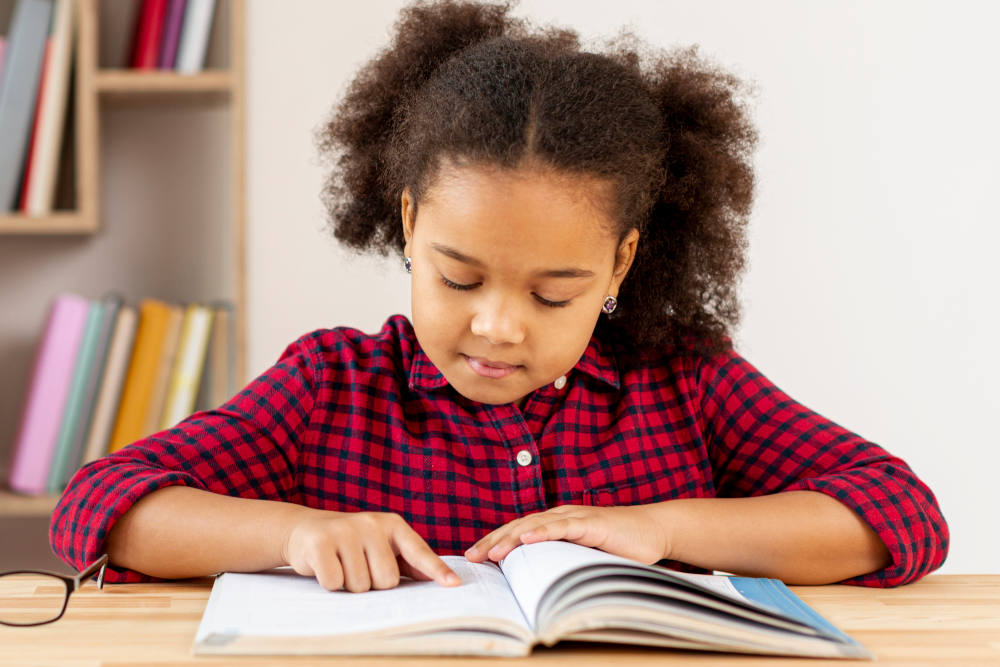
[430,243,595,279]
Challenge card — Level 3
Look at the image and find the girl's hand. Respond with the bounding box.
[464,504,670,565]
[282,511,462,592]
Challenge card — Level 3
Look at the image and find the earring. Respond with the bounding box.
[404,256,412,274]
[602,295,618,314]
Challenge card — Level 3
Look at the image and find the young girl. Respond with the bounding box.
[51,0,947,593]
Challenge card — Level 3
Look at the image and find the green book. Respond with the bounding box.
[46,299,105,493]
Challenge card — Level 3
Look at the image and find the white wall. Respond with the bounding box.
[246,1,999,574]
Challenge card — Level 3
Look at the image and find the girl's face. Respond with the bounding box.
[402,161,638,407]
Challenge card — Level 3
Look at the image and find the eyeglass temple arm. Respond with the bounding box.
[72,554,109,591]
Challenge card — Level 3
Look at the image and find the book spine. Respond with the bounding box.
[161,304,213,429]
[131,0,169,70]
[107,299,172,452]
[81,306,137,465]
[0,0,53,211]
[157,0,187,69]
[17,36,50,211]
[142,304,183,436]
[46,299,104,493]
[175,0,215,74]
[24,0,75,215]
[59,294,122,486]
[8,293,90,495]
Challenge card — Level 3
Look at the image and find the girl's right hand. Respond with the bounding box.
[281,511,462,592]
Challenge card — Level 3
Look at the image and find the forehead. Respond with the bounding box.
[417,162,618,267]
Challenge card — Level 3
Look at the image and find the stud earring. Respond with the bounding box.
[404,256,412,273]
[602,295,618,314]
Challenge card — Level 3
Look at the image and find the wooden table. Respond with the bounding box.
[1,574,997,666]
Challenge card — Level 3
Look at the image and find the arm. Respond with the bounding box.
[696,349,949,586]
[105,485,317,579]
[648,490,891,584]
[50,333,318,583]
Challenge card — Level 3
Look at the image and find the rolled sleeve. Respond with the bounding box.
[49,334,318,582]
[699,349,949,587]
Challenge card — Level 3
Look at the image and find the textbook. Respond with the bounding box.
[193,541,873,659]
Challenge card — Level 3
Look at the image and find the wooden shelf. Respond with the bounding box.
[0,490,60,517]
[0,212,97,235]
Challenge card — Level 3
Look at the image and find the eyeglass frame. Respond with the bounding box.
[0,553,108,627]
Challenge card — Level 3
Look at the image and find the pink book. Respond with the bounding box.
[8,293,90,495]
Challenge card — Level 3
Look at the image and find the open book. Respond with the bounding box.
[193,541,873,659]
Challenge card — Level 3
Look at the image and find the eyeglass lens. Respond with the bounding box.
[0,573,69,626]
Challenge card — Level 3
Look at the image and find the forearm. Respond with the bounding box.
[651,490,891,584]
[105,485,322,579]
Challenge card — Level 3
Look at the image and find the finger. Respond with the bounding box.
[398,555,433,581]
[520,517,589,544]
[310,551,344,592]
[337,542,372,593]
[364,542,401,590]
[393,524,461,586]
[466,515,537,561]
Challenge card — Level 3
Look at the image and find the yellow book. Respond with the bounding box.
[107,299,173,453]
[142,304,184,437]
[160,303,214,429]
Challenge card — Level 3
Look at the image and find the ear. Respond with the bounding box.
[609,228,640,293]
[401,187,416,253]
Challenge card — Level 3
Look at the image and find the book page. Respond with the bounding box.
[195,556,530,643]
[498,541,752,628]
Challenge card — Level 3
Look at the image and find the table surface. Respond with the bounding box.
[1,573,998,666]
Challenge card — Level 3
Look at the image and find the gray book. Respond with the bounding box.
[0,0,53,211]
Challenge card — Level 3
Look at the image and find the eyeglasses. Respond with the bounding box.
[0,554,107,626]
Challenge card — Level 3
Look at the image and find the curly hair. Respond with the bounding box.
[316,0,757,356]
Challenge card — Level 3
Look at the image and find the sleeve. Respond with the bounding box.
[48,334,320,583]
[697,349,949,587]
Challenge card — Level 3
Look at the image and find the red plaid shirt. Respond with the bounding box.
[50,315,948,587]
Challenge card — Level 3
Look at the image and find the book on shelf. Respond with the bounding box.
[157,0,187,70]
[193,540,873,659]
[140,302,183,437]
[160,302,213,429]
[130,0,169,70]
[0,0,52,212]
[8,293,89,495]
[128,0,216,73]
[80,303,137,467]
[44,296,105,493]
[22,0,75,215]
[174,0,215,74]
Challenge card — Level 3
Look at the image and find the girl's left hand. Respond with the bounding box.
[464,504,669,565]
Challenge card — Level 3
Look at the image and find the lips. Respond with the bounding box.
[463,354,522,379]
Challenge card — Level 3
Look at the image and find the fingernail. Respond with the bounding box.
[522,531,534,539]
[444,572,460,585]
[465,546,479,558]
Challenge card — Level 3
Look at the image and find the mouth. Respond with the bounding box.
[462,354,523,379]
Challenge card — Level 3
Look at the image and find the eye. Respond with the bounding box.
[441,276,479,291]
[534,295,571,308]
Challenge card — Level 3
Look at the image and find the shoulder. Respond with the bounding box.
[276,314,418,379]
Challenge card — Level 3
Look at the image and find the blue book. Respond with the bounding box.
[193,540,873,658]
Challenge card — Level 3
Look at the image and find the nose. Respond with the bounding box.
[470,293,526,346]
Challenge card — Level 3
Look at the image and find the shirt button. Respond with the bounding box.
[554,375,567,390]
[516,449,533,467]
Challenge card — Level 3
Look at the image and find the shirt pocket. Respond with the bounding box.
[581,478,677,507]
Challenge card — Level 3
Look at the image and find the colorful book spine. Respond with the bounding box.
[108,299,173,452]
[161,303,214,428]
[46,298,105,493]
[130,0,170,70]
[175,0,215,74]
[8,293,89,495]
[157,0,187,69]
[57,294,123,487]
[142,303,183,437]
[0,0,53,211]
[23,0,76,215]
[81,305,137,465]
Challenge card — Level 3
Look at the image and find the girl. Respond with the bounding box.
[51,0,947,593]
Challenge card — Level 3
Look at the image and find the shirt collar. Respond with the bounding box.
[407,330,620,393]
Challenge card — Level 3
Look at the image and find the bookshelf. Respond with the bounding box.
[0,0,245,570]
